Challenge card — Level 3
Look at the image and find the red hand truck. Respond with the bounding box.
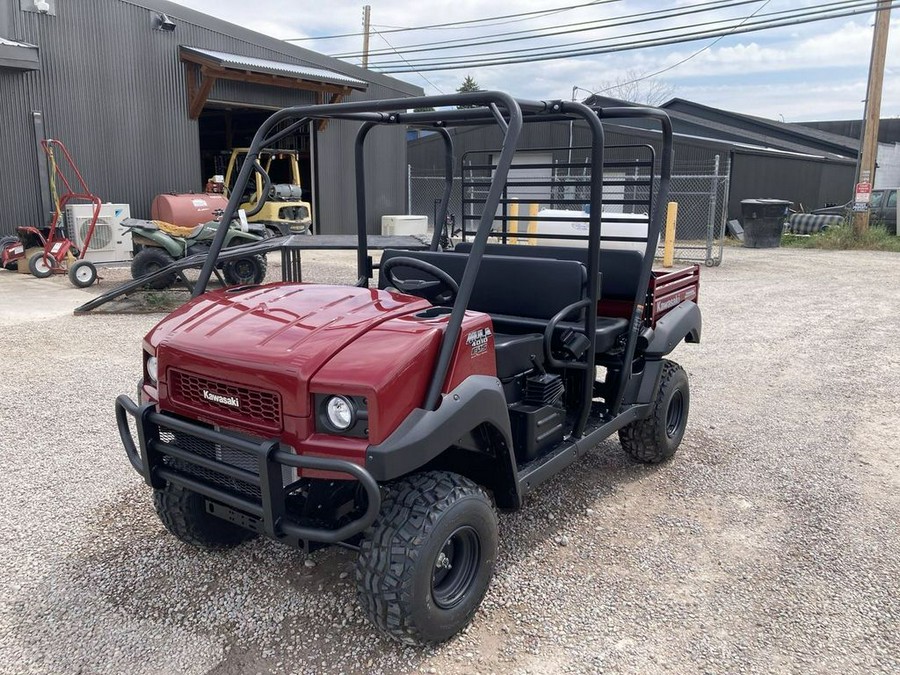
[28,139,103,287]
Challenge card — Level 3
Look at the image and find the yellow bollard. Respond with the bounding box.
[508,200,519,244]
[662,201,678,268]
[527,202,539,245]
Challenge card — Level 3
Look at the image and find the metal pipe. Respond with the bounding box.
[596,108,674,415]
[423,92,524,410]
[559,101,605,438]
[354,122,378,283]
[429,127,455,251]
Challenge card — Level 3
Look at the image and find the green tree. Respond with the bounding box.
[456,75,482,109]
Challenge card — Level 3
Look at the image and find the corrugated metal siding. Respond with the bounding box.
[315,82,409,234]
[408,119,729,175]
[409,118,856,223]
[0,0,420,235]
[208,80,318,109]
[729,152,855,219]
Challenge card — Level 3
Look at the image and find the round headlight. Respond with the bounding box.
[325,395,354,430]
[146,356,159,384]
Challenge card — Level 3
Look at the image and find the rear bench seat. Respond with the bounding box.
[453,242,643,305]
[378,249,629,373]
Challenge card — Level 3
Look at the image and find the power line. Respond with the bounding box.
[335,0,753,59]
[594,0,773,97]
[375,1,894,72]
[283,0,617,42]
[371,28,446,95]
[365,0,869,66]
[369,1,602,32]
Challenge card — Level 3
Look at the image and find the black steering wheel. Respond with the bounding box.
[381,256,460,305]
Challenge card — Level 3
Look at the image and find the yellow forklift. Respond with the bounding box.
[223,148,313,236]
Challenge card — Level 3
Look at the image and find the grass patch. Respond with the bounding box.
[781,223,900,252]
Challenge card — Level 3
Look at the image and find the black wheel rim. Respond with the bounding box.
[431,526,481,610]
[666,390,685,438]
[232,259,254,281]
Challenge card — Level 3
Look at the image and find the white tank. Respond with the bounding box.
[518,209,654,253]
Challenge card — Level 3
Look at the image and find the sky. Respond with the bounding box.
[167,0,900,122]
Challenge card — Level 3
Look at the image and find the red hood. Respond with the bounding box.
[148,283,430,418]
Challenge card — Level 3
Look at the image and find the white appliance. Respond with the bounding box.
[525,209,655,254]
[65,203,133,263]
[381,215,428,236]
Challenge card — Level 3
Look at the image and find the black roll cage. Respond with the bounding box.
[193,91,673,439]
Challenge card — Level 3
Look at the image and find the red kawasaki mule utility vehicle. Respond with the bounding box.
[115,92,701,645]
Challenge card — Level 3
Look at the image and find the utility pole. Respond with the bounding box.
[853,0,892,235]
[361,5,371,69]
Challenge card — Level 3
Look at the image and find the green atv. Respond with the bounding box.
[126,218,267,290]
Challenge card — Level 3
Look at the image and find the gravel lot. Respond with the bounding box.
[1,247,898,674]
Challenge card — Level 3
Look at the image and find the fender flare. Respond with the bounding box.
[644,301,701,358]
[365,375,521,507]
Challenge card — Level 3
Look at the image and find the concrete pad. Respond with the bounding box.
[0,270,95,325]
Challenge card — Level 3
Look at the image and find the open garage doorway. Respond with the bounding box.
[197,103,315,232]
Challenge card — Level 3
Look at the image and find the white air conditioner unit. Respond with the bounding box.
[381,215,428,236]
[65,203,133,263]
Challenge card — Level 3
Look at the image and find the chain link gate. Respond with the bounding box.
[664,155,730,267]
[408,153,729,265]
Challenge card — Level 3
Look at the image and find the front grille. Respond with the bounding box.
[169,369,281,431]
[159,426,261,500]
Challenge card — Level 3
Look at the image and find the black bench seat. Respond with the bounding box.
[379,248,630,357]
[491,314,628,354]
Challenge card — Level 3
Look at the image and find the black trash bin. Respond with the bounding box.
[741,199,792,248]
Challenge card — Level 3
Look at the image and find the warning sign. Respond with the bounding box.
[855,181,872,203]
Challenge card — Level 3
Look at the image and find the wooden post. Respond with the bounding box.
[508,200,519,244]
[853,0,892,235]
[362,5,371,69]
[527,202,539,245]
[663,201,678,268]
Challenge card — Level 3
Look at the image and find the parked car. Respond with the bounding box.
[812,188,898,234]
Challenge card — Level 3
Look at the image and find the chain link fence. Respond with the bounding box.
[407,153,729,266]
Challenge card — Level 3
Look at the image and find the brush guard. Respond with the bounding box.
[115,395,381,546]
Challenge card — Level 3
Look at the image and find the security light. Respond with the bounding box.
[155,13,176,32]
[33,0,50,12]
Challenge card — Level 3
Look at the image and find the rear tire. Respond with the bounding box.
[68,259,98,288]
[223,254,267,286]
[153,483,256,550]
[0,236,19,271]
[131,247,176,289]
[28,251,56,278]
[619,360,689,463]
[356,471,498,646]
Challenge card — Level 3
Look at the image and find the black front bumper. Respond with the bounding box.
[115,395,380,546]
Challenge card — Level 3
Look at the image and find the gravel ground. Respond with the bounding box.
[0,247,898,674]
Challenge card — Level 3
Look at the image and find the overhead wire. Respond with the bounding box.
[371,28,446,94]
[366,0,876,66]
[335,0,757,59]
[372,1,895,72]
[283,0,619,42]
[594,0,773,97]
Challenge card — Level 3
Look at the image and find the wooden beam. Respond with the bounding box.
[180,49,357,120]
[188,66,216,120]
[185,61,198,113]
[203,65,350,96]
[317,92,346,131]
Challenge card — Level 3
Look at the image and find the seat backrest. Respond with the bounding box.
[379,249,586,320]
[453,242,643,302]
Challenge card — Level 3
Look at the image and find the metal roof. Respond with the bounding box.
[181,46,367,91]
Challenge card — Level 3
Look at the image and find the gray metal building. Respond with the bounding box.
[408,95,858,223]
[0,0,423,237]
